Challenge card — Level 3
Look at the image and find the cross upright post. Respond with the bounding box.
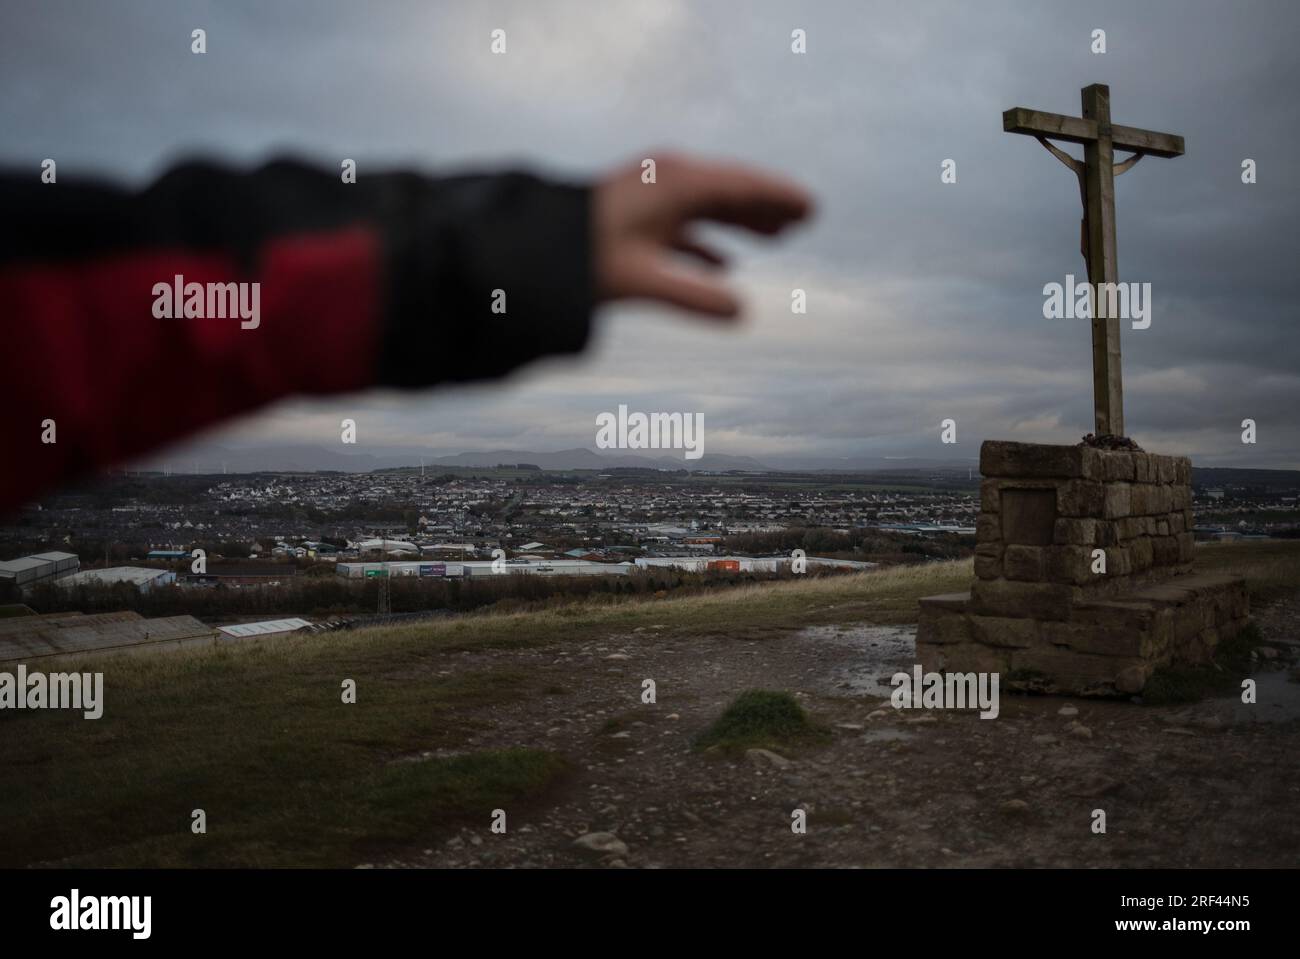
[1003,84,1184,439]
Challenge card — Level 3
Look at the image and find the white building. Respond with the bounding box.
[57,567,176,592]
[0,551,80,590]
[217,618,313,639]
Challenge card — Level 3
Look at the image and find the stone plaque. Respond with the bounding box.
[999,488,1057,546]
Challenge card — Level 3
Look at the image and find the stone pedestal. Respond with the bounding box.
[916,441,1249,696]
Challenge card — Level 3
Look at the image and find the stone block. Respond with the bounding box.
[1047,545,1095,585]
[1004,544,1047,581]
[1103,482,1132,519]
[980,479,1001,513]
[971,579,1077,620]
[971,615,1039,648]
[922,642,1012,675]
[1157,456,1178,484]
[917,607,973,645]
[1107,546,1133,576]
[974,554,1001,580]
[1097,450,1137,481]
[1010,646,1145,693]
[1054,517,1097,546]
[1131,537,1154,571]
[976,515,1001,544]
[1057,480,1105,518]
[1042,620,1146,658]
[1117,517,1145,540]
[1177,531,1195,562]
[980,441,1096,479]
[1115,664,1150,694]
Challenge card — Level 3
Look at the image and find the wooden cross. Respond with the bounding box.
[1003,83,1184,439]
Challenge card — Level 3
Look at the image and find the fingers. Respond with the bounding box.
[671,235,727,267]
[675,159,814,235]
[636,259,740,319]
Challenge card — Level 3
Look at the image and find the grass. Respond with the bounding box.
[0,561,963,867]
[1195,540,1300,603]
[1,542,1293,865]
[694,690,830,754]
[360,749,569,845]
[341,558,973,655]
[0,653,555,867]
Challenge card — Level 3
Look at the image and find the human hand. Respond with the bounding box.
[592,153,813,319]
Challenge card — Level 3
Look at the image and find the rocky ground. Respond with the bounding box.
[371,594,1300,869]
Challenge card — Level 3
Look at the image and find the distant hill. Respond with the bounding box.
[1191,466,1300,490]
[136,443,770,474]
[131,441,1300,482]
[426,448,770,472]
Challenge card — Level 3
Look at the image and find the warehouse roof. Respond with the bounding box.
[0,557,53,574]
[0,611,212,662]
[58,567,173,587]
[217,618,312,638]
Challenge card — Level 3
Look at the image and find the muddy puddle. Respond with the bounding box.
[795,623,916,697]
[1167,668,1300,727]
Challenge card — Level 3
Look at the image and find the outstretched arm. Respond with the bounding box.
[0,154,810,512]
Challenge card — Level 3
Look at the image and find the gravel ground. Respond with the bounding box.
[372,597,1300,869]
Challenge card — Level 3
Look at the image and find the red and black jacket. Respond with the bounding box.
[0,160,593,513]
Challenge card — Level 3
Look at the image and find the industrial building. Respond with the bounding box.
[336,558,634,579]
[335,555,873,580]
[0,551,80,590]
[0,610,214,662]
[57,566,177,592]
[635,555,877,573]
[217,618,313,639]
[354,538,419,555]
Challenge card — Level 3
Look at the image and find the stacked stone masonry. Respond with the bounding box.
[916,441,1249,696]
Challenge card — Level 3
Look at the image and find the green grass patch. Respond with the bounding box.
[694,690,830,754]
[359,748,569,845]
[0,652,548,867]
[1196,541,1300,603]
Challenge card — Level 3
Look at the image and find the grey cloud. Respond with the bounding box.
[2,0,1296,468]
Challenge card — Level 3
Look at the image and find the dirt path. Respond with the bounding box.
[375,597,1300,869]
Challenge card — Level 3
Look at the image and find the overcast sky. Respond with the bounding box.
[4,0,1297,469]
